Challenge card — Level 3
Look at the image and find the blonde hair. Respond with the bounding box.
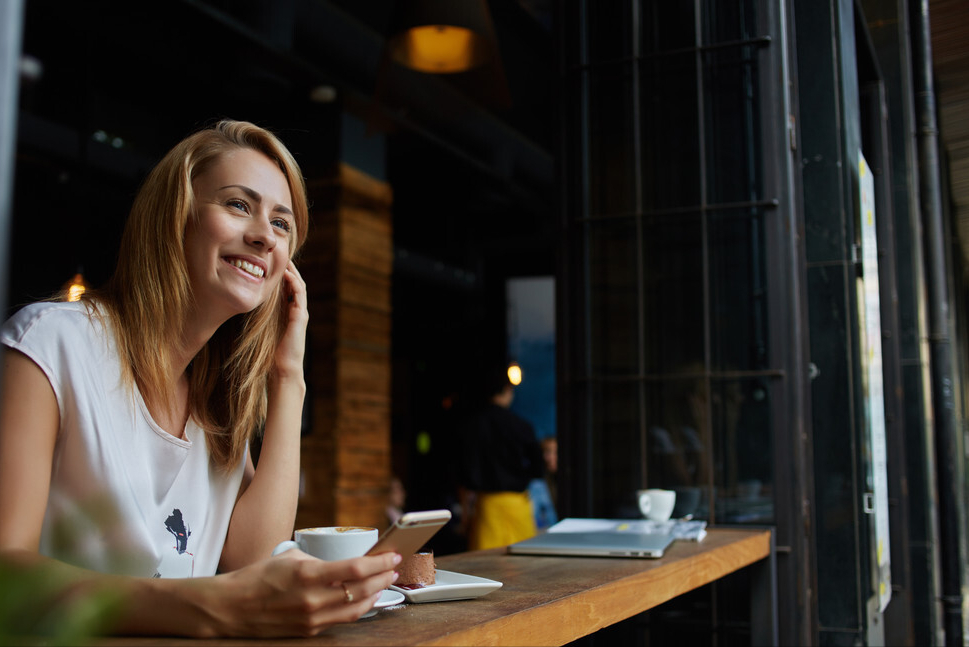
[89,120,309,470]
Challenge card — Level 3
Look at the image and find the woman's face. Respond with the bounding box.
[184,147,295,320]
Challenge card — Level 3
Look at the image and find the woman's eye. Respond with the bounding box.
[226,198,249,213]
[272,217,292,233]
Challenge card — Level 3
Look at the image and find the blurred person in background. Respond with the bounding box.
[458,366,545,550]
[528,436,559,530]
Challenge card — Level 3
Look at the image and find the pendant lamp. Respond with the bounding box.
[386,0,500,74]
[369,0,512,133]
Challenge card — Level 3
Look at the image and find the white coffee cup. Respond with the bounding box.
[637,489,677,522]
[272,526,378,561]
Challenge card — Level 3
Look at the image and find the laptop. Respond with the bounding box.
[507,518,675,559]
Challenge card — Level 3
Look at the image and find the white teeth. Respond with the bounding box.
[229,259,265,278]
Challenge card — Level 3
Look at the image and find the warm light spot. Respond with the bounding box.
[507,362,522,386]
[401,25,478,73]
[67,284,85,302]
[65,273,88,302]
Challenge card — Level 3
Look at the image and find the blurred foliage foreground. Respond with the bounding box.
[0,495,134,643]
[0,561,123,645]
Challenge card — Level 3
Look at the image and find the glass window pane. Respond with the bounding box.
[642,1,696,53]
[570,0,781,537]
[642,214,705,373]
[590,379,642,517]
[645,373,774,525]
[587,63,638,216]
[709,208,769,371]
[704,46,764,204]
[713,376,774,524]
[645,369,709,492]
[587,218,640,375]
[641,53,701,210]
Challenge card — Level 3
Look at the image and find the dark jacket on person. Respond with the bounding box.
[459,403,545,493]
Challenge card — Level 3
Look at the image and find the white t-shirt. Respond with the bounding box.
[1,302,246,578]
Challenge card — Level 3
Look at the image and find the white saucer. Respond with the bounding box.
[360,588,406,619]
[390,569,503,603]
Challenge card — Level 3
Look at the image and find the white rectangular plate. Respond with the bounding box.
[390,569,502,603]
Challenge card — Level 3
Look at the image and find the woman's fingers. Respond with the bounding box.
[287,553,401,633]
[275,550,401,600]
[283,260,307,307]
[272,261,309,379]
[221,551,401,637]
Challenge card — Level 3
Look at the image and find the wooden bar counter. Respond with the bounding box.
[102,527,774,647]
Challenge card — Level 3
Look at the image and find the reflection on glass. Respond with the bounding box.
[646,367,711,491]
[645,370,774,524]
[713,377,773,524]
[590,380,642,518]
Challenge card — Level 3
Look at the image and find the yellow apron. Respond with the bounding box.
[470,491,537,551]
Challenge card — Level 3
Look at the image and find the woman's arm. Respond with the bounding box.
[4,542,400,637]
[0,346,400,637]
[219,373,304,570]
[220,260,307,570]
[0,350,59,551]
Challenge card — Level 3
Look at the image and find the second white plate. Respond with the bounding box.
[390,569,502,603]
[360,588,406,618]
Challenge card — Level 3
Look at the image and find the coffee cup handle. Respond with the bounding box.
[272,540,299,557]
[638,492,651,517]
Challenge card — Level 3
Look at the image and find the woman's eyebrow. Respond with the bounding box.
[220,184,293,215]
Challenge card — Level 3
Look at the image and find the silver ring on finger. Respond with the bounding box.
[341,582,353,604]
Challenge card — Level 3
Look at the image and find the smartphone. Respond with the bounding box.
[366,509,452,558]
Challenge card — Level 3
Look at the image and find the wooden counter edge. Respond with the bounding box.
[419,528,773,647]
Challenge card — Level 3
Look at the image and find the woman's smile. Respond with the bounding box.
[225,256,267,279]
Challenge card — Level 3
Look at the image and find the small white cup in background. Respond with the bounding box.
[637,489,677,522]
[272,526,378,561]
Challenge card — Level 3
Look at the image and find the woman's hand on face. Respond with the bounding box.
[210,549,401,638]
[274,260,308,380]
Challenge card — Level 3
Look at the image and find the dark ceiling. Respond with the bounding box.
[11,0,557,313]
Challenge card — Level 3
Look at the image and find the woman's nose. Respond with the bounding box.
[244,215,276,250]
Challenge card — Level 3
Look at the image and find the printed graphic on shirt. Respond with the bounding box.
[153,508,196,578]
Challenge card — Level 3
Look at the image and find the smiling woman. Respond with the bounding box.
[89,122,311,470]
[0,120,402,638]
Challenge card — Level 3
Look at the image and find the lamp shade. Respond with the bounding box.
[387,0,498,74]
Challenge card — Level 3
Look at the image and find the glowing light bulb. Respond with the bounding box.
[507,362,522,386]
